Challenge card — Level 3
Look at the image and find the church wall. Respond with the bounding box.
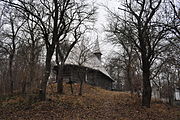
[63,65,113,90]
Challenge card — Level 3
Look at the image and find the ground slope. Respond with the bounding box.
[0,84,180,120]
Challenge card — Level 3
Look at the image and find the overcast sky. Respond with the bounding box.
[93,0,120,60]
[94,0,180,61]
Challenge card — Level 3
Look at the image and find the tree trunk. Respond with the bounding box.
[26,54,35,102]
[27,45,36,96]
[70,83,74,94]
[27,65,34,94]
[9,54,14,95]
[79,68,84,96]
[57,64,64,94]
[27,42,36,94]
[39,49,54,101]
[167,75,174,106]
[22,80,26,94]
[127,65,133,94]
[79,80,83,96]
[69,76,74,94]
[142,57,152,108]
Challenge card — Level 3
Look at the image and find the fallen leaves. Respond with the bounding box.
[0,84,179,120]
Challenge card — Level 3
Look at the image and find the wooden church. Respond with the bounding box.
[55,40,114,90]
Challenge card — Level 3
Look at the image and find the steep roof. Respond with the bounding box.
[93,39,102,54]
[65,43,113,81]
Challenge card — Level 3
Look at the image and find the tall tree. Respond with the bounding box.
[107,21,140,93]
[55,2,96,94]
[1,0,96,100]
[0,6,24,94]
[20,14,43,95]
[106,0,171,107]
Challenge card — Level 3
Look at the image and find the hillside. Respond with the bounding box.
[0,84,180,120]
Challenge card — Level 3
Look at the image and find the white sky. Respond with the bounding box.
[93,0,120,60]
[93,0,180,61]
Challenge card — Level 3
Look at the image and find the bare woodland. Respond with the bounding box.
[105,0,180,107]
[0,0,179,110]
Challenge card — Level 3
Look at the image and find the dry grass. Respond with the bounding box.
[0,83,179,120]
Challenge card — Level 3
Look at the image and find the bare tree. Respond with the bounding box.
[66,38,94,96]
[105,55,124,91]
[158,42,180,105]
[54,1,96,94]
[105,50,141,94]
[106,21,141,94]
[106,0,172,107]
[0,6,24,94]
[77,40,93,96]
[20,14,44,96]
[168,0,180,39]
[0,0,96,100]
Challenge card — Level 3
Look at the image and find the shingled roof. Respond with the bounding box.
[65,42,113,81]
